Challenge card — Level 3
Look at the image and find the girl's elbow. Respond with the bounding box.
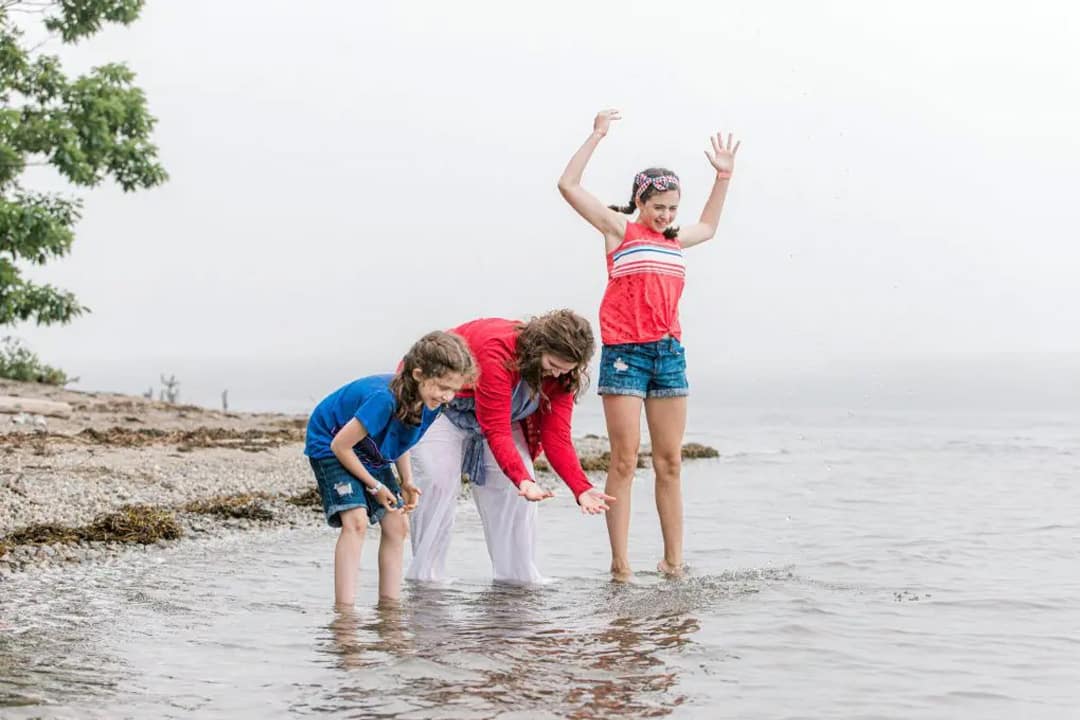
[695,226,718,244]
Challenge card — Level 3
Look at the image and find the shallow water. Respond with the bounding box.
[2,409,1079,718]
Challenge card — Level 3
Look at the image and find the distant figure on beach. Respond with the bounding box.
[304,331,477,607]
[405,310,616,584]
[558,110,741,581]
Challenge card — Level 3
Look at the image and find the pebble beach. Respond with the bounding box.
[0,379,659,578]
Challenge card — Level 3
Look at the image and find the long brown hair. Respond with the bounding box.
[389,331,477,424]
[512,309,595,403]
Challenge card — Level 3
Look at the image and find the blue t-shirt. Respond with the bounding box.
[304,374,440,466]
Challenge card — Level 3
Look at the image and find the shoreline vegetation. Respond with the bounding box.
[0,379,718,578]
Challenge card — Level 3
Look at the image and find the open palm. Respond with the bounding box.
[704,131,741,176]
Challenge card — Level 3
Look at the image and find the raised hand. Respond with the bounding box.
[518,479,555,502]
[578,488,616,515]
[704,131,741,177]
[593,109,622,137]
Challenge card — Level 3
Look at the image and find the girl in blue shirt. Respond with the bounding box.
[305,331,476,607]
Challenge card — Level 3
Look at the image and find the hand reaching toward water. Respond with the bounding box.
[373,484,401,513]
[578,488,615,515]
[518,480,555,502]
[400,483,422,512]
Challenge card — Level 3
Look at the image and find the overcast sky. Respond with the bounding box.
[12,0,1080,412]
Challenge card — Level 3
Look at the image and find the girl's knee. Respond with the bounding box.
[607,449,640,479]
[652,452,682,480]
[339,508,369,534]
[380,514,408,544]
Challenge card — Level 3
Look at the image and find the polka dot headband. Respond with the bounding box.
[634,173,680,200]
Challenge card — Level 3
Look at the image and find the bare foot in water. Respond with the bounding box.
[611,565,635,583]
[657,560,686,578]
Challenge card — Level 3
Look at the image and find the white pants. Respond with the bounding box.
[406,414,542,584]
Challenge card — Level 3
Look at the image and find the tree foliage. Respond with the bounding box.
[0,0,166,328]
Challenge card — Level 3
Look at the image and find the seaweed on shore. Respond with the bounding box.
[534,442,718,474]
[183,493,275,521]
[0,504,183,555]
[681,443,720,459]
[579,453,614,472]
[0,426,304,452]
[79,426,304,452]
[286,488,321,508]
[85,505,184,542]
[3,522,82,546]
[534,452,643,474]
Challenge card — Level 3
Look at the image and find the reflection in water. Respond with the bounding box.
[0,541,783,719]
[327,601,414,672]
[320,580,719,718]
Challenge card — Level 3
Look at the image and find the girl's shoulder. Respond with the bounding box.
[461,321,517,360]
[346,374,395,398]
[343,376,396,413]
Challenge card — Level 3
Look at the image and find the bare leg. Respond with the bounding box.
[644,396,687,576]
[602,394,643,581]
[334,507,368,607]
[377,511,408,601]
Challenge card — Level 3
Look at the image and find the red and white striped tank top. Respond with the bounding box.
[598,222,685,345]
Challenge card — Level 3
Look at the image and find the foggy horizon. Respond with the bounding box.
[5,1,1078,417]
[45,349,1080,417]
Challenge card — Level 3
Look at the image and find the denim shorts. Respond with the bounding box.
[308,455,403,528]
[597,337,689,399]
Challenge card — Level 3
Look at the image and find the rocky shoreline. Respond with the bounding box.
[0,380,717,579]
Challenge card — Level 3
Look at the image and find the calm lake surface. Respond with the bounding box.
[2,408,1078,718]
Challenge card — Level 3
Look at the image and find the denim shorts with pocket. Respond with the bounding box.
[597,337,689,399]
[308,455,403,528]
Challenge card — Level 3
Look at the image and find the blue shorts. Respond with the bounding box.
[597,338,689,399]
[308,455,403,528]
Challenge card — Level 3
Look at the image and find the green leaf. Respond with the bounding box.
[0,0,164,329]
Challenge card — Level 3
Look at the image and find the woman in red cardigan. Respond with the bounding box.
[405,309,615,583]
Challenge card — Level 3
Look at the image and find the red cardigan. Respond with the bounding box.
[451,318,593,499]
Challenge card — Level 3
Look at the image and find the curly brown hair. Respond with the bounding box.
[389,331,477,424]
[512,309,595,403]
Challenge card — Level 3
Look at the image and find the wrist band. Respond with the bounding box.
[716,171,732,180]
[365,481,384,496]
